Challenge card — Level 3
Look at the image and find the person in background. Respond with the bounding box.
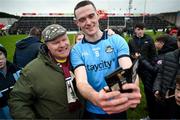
[8,24,84,119]
[128,23,157,119]
[0,44,20,119]
[153,28,180,119]
[74,31,84,44]
[175,71,180,106]
[169,26,178,39]
[155,34,178,55]
[13,26,42,68]
[71,0,141,119]
[174,69,180,118]
[175,31,180,108]
[139,34,178,119]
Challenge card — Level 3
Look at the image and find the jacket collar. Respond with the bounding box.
[38,44,62,72]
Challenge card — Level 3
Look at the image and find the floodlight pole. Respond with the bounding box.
[129,0,132,17]
[125,0,133,28]
[142,0,147,23]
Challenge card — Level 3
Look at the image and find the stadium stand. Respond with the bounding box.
[0,12,20,35]
[7,15,171,34]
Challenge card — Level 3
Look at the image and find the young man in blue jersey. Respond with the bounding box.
[70,0,141,119]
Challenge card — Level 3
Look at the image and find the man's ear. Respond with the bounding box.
[96,11,100,20]
[73,18,78,26]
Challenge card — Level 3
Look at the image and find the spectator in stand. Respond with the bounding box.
[128,23,157,119]
[71,0,141,119]
[0,44,21,119]
[13,26,42,68]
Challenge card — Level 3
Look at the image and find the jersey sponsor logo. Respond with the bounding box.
[105,45,114,53]
[86,60,112,72]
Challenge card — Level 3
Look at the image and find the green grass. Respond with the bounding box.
[127,80,147,119]
[0,31,163,119]
[0,35,27,61]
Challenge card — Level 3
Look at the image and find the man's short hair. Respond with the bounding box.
[29,27,41,37]
[155,34,172,43]
[134,23,145,30]
[74,0,96,18]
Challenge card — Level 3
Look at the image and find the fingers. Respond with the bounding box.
[98,88,129,113]
[121,83,141,99]
[105,101,130,114]
[154,91,159,98]
[122,83,140,92]
[97,84,141,114]
[121,83,141,108]
[100,88,120,98]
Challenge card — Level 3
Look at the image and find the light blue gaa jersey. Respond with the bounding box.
[70,31,130,114]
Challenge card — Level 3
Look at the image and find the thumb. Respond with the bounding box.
[102,86,111,93]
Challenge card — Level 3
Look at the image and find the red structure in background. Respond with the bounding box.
[0,23,5,30]
[22,13,36,16]
[97,10,108,20]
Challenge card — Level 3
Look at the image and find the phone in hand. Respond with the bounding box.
[104,59,139,93]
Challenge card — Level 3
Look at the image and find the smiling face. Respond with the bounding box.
[134,27,145,38]
[46,34,71,60]
[74,4,100,37]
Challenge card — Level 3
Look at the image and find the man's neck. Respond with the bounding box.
[85,30,103,42]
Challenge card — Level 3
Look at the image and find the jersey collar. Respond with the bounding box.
[82,31,108,44]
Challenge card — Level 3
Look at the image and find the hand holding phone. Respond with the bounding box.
[104,59,139,93]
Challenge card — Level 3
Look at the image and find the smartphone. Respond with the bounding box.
[104,59,139,93]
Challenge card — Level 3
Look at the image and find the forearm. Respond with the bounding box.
[119,57,132,69]
[77,82,99,106]
[74,66,99,106]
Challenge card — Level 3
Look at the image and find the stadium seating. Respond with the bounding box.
[8,16,171,34]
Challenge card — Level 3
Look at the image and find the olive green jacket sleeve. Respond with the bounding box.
[8,70,36,119]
